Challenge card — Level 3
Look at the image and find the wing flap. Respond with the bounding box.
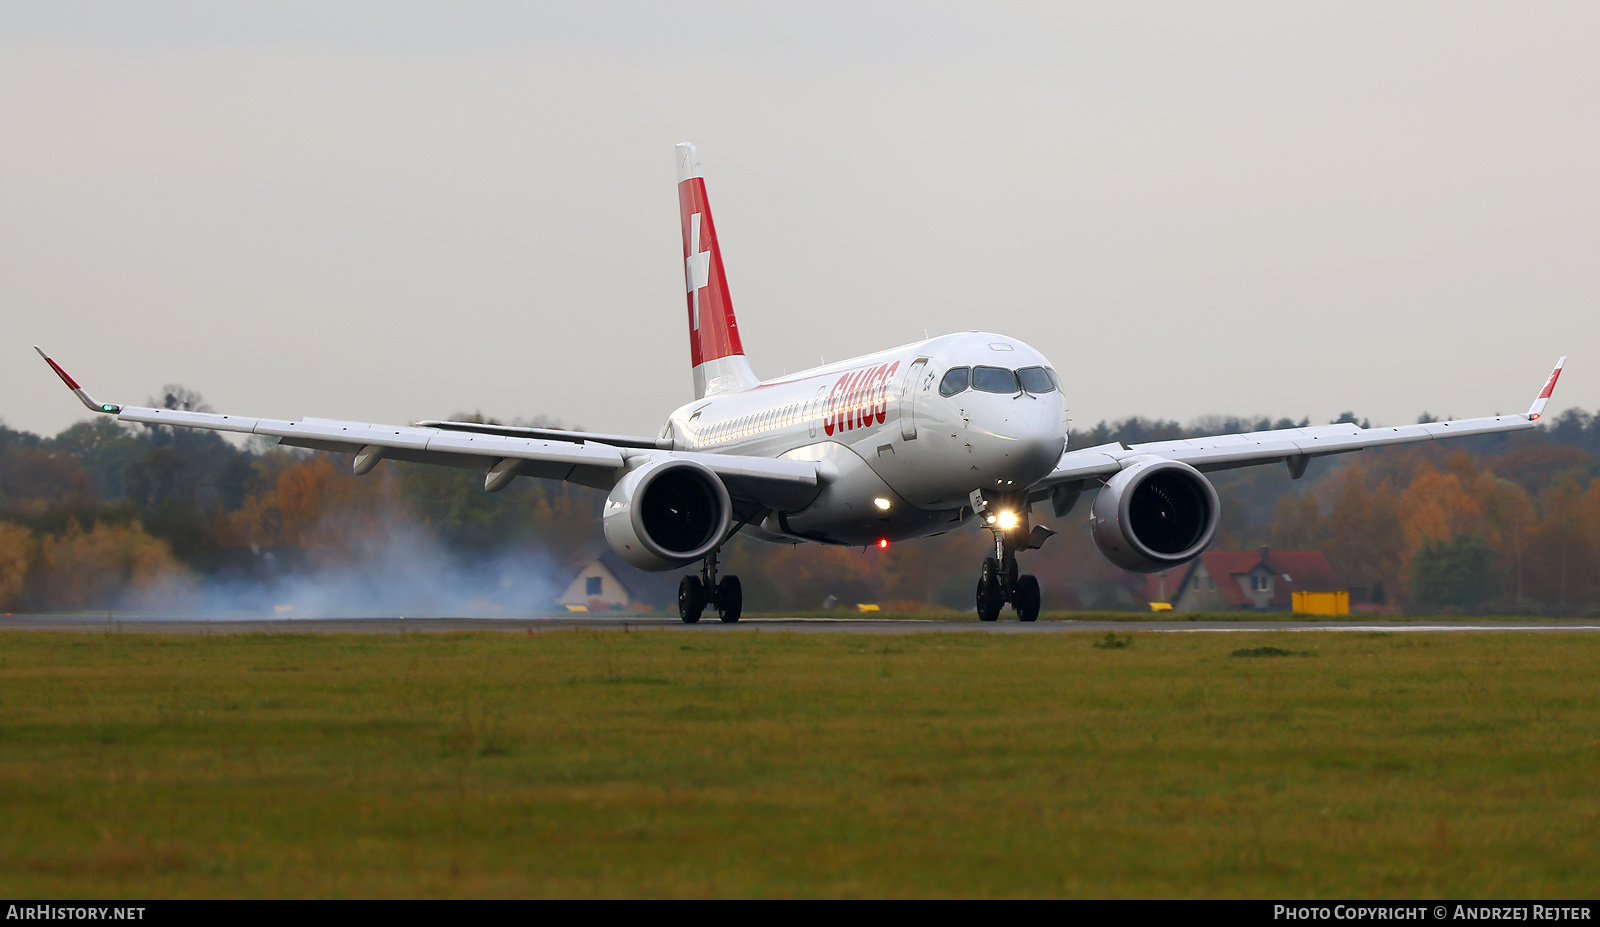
[1004,410,1545,491]
[1037,414,1537,489]
[1035,359,1563,489]
[268,417,436,450]
[427,430,624,467]
[118,406,263,435]
[1421,415,1531,439]
[115,401,819,506]
[415,419,668,450]
[117,405,627,470]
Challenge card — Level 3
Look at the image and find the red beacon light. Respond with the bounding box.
[877,538,889,549]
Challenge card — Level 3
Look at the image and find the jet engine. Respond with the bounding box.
[1089,457,1220,573]
[603,458,732,572]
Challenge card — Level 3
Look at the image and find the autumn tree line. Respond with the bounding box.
[1,387,1598,614]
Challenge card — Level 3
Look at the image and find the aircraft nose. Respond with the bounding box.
[982,402,1064,487]
[1016,419,1065,481]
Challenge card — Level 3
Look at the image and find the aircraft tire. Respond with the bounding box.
[1015,574,1041,622]
[678,575,705,624]
[976,557,1003,622]
[716,576,743,623]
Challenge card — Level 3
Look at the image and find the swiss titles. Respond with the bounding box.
[823,361,900,437]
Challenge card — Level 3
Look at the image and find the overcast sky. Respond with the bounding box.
[2,2,1595,441]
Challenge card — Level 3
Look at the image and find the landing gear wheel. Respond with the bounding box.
[678,575,705,624]
[716,576,743,623]
[1014,574,1041,623]
[976,557,1003,622]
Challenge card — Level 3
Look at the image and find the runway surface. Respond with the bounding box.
[2,615,1598,635]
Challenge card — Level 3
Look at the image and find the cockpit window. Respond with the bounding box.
[938,367,970,397]
[972,366,1019,394]
[1045,367,1062,391]
[1017,366,1056,394]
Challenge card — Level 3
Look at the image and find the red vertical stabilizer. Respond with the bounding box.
[677,143,758,398]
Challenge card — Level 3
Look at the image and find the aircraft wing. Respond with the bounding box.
[1035,357,1566,490]
[33,348,822,504]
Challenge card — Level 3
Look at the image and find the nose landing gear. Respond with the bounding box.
[973,494,1045,622]
[678,547,742,624]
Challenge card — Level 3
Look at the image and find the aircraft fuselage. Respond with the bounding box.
[665,331,1067,546]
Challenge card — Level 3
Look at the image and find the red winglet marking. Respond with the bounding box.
[44,356,80,391]
[1538,367,1562,400]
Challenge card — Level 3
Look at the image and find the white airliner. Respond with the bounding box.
[37,144,1567,623]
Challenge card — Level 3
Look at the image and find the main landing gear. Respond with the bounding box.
[678,547,742,624]
[973,494,1043,623]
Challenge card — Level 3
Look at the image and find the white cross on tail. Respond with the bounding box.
[685,212,711,331]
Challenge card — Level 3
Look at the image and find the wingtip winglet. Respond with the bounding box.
[1527,356,1567,422]
[33,346,118,414]
[35,345,82,391]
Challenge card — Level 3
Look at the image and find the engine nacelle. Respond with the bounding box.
[1089,457,1220,573]
[603,458,732,572]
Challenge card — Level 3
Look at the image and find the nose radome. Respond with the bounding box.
[1019,401,1067,472]
[982,414,1063,487]
[1014,401,1047,431]
[1018,429,1065,481]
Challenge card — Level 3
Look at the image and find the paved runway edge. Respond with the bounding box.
[2,616,1599,635]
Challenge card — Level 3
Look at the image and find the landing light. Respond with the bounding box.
[873,497,891,511]
[995,510,1019,529]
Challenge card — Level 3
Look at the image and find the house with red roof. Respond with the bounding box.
[1145,546,1343,612]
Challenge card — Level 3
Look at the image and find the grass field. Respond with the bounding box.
[1,629,1596,898]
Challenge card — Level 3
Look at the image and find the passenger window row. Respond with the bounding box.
[939,365,1060,397]
[703,401,806,444]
